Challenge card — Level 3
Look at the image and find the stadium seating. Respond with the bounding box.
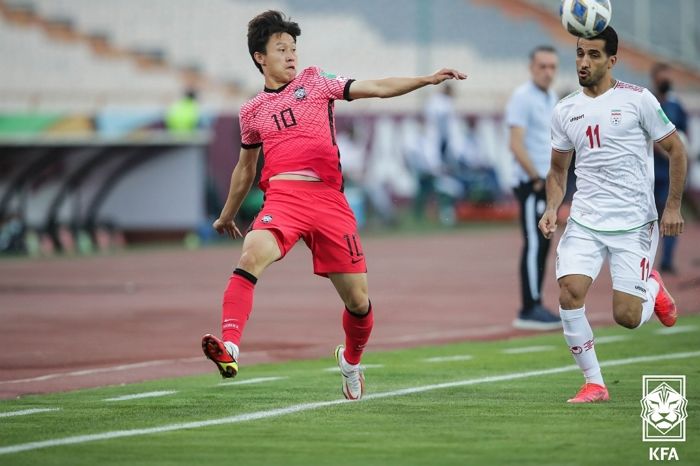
[525,0,700,71]
[0,20,181,112]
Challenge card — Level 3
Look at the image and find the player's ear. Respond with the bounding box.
[254,51,266,68]
[608,55,617,69]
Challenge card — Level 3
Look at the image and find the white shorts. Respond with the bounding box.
[556,219,659,299]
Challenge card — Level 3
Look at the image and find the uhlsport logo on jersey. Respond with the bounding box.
[640,375,687,442]
[610,109,622,126]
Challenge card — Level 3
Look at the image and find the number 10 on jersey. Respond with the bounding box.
[585,124,601,148]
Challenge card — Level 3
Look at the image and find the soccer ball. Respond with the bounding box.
[560,0,612,38]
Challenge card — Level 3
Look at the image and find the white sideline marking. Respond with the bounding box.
[0,408,60,418]
[219,377,287,386]
[655,325,697,335]
[423,355,473,363]
[1,351,698,456]
[323,364,384,373]
[104,391,177,402]
[595,335,630,344]
[502,345,554,354]
[0,357,203,385]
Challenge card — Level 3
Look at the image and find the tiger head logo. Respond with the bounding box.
[640,382,688,435]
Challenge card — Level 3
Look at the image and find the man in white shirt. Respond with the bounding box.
[539,27,687,403]
[506,46,561,330]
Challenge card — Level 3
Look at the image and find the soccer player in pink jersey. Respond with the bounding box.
[201,10,466,400]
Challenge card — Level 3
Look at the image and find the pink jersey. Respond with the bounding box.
[239,66,355,192]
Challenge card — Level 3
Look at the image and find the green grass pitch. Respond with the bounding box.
[1,315,699,465]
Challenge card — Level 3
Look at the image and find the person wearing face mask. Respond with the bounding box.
[651,63,688,274]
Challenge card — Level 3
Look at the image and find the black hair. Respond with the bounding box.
[529,45,557,61]
[583,26,618,57]
[247,10,301,74]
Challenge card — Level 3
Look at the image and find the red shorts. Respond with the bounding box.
[250,180,367,277]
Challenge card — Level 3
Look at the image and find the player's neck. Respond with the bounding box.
[264,74,293,92]
[583,77,617,98]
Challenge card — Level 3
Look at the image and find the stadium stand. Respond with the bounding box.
[0,0,698,255]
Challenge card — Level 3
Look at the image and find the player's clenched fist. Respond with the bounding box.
[538,209,558,239]
[213,217,242,239]
[660,208,684,237]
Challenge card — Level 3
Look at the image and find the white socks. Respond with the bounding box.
[224,341,240,360]
[340,351,360,372]
[560,306,604,386]
[638,277,660,328]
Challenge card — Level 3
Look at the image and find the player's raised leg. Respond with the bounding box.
[558,274,609,403]
[202,230,281,378]
[330,272,373,400]
[609,223,676,328]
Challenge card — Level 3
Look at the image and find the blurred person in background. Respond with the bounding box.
[505,45,561,330]
[165,88,200,134]
[402,117,441,222]
[423,83,465,224]
[425,82,456,165]
[651,62,688,274]
[201,10,466,401]
[337,122,397,227]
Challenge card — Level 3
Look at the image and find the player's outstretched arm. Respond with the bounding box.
[348,68,467,100]
[213,147,261,238]
[538,148,572,239]
[657,131,687,237]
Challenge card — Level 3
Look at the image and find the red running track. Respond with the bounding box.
[1,224,698,399]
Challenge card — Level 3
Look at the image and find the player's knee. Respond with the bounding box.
[238,240,278,275]
[344,290,370,315]
[237,250,261,273]
[559,281,586,309]
[613,303,641,329]
[238,249,274,276]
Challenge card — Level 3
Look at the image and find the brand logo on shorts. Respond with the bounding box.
[569,114,584,122]
[261,215,273,224]
[611,109,622,126]
[635,285,647,294]
[641,375,687,442]
[294,87,306,100]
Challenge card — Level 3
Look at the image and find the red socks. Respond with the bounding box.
[342,304,374,365]
[221,268,257,346]
[221,268,373,364]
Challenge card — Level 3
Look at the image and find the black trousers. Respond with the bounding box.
[513,181,551,311]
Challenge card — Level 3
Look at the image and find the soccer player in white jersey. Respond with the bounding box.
[538,27,687,403]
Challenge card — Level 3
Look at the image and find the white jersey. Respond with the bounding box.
[551,81,676,232]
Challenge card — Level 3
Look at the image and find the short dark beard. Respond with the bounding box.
[579,68,605,88]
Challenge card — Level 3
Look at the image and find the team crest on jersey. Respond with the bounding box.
[610,109,622,126]
[294,86,307,101]
[261,214,273,224]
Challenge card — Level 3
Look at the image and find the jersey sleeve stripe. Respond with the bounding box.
[654,127,677,143]
[241,142,262,149]
[552,145,573,153]
[343,79,355,101]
